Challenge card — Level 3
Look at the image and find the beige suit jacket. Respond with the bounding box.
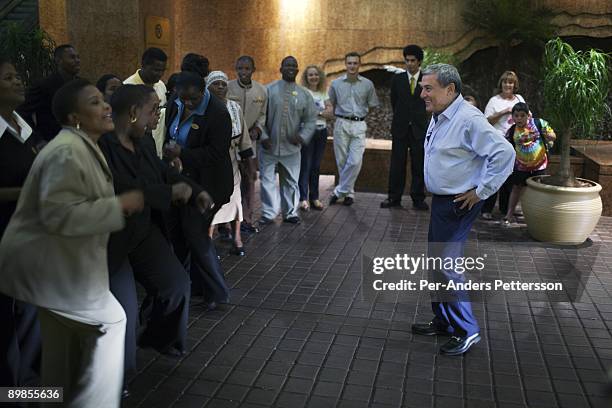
[0,127,124,312]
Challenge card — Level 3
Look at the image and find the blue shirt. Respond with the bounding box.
[169,90,211,147]
[424,94,515,200]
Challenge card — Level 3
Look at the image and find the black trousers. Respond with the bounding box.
[387,126,425,203]
[169,205,230,304]
[109,225,190,375]
[0,294,41,387]
[481,178,512,215]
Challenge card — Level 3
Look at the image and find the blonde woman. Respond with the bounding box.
[298,65,333,211]
[481,71,526,220]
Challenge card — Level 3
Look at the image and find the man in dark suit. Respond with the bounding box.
[381,44,429,210]
[18,44,80,141]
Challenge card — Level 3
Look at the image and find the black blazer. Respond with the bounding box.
[390,72,429,139]
[18,73,69,141]
[0,130,43,236]
[98,132,203,272]
[165,93,233,208]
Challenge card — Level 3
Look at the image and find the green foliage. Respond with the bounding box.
[0,23,56,87]
[462,0,555,46]
[543,37,611,138]
[422,48,458,68]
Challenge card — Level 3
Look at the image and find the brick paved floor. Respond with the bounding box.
[123,177,612,408]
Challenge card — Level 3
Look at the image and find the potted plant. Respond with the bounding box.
[521,37,610,245]
[0,23,56,87]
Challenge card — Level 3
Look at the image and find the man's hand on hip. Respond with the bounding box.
[454,189,480,210]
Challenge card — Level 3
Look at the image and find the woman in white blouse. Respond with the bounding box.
[298,65,333,211]
[481,71,525,220]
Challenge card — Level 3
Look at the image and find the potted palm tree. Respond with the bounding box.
[521,37,610,245]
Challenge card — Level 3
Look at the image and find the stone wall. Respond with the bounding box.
[39,0,611,87]
[172,0,612,84]
[39,0,173,82]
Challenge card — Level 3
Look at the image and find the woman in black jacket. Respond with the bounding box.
[163,72,233,308]
[99,85,213,392]
[0,57,42,387]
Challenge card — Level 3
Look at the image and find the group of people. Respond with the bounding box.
[0,40,557,406]
[0,43,382,407]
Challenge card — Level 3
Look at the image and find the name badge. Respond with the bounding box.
[191,123,200,130]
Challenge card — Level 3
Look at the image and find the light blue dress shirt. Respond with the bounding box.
[424,94,516,200]
[169,90,211,148]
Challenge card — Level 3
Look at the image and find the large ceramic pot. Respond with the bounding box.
[521,175,602,245]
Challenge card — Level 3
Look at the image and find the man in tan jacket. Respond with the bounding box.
[227,55,267,231]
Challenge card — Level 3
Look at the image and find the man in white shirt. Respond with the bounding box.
[124,47,168,157]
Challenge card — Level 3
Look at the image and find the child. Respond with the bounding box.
[464,94,479,109]
[503,102,556,226]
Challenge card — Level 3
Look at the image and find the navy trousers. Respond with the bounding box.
[428,194,483,338]
[299,128,327,201]
[0,294,40,386]
[170,205,230,304]
[109,225,191,376]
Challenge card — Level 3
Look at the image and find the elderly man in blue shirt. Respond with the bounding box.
[411,64,515,355]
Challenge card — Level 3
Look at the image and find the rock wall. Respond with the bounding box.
[39,0,611,88]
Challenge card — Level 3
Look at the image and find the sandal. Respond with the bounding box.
[310,199,323,211]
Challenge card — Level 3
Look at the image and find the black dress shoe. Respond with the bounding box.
[343,196,354,206]
[413,201,430,211]
[329,194,339,205]
[440,334,481,355]
[230,245,245,256]
[283,216,301,224]
[121,387,130,399]
[411,321,451,336]
[380,198,401,208]
[160,346,186,358]
[241,222,259,233]
[139,338,186,358]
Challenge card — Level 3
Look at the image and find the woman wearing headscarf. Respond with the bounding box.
[206,71,255,256]
[163,71,232,309]
[0,57,42,387]
[0,78,144,407]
